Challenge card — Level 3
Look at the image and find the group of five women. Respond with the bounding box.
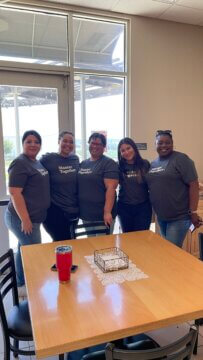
[5,129,200,295]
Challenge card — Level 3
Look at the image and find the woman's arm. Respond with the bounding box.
[9,187,33,234]
[189,180,201,228]
[103,179,118,226]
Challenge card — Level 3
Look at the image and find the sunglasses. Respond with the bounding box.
[156,130,172,136]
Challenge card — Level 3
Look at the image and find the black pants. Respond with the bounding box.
[43,203,78,241]
[117,201,152,233]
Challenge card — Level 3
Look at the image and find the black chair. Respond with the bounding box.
[71,221,110,239]
[192,232,203,354]
[0,248,35,360]
[78,334,160,360]
[105,327,197,360]
[199,232,203,261]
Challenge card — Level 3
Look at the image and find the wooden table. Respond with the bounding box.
[21,230,203,359]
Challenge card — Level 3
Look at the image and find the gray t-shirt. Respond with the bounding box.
[118,160,150,205]
[78,155,119,221]
[8,154,50,223]
[146,151,198,221]
[40,153,79,215]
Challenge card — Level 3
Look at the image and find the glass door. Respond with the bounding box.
[0,71,70,253]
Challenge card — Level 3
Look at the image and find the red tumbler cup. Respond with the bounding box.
[55,245,72,283]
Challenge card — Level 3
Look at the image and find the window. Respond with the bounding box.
[0,6,128,250]
[75,75,125,160]
[0,7,68,65]
[73,17,125,72]
[1,85,59,189]
[73,16,127,160]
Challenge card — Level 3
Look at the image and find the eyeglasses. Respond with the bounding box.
[156,130,172,136]
[90,141,104,147]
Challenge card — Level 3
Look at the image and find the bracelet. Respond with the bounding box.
[188,210,198,215]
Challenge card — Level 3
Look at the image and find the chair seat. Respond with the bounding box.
[7,300,32,338]
[80,335,160,360]
[123,334,160,350]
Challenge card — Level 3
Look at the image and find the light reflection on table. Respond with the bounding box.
[77,277,95,303]
[104,284,122,317]
[40,279,59,311]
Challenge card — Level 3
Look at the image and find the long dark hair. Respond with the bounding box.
[118,138,146,181]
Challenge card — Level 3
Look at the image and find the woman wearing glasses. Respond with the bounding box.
[117,137,152,232]
[146,130,200,247]
[78,132,119,232]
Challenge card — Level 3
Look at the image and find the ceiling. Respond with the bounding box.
[41,0,203,27]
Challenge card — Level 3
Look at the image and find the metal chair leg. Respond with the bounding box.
[193,320,199,355]
[13,339,19,357]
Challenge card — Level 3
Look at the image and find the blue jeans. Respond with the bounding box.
[4,208,41,286]
[158,218,191,248]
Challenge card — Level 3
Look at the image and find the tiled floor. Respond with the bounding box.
[1,291,203,360]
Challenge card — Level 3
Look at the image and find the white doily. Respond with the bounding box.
[85,255,149,286]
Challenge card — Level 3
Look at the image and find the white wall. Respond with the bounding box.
[130,16,203,178]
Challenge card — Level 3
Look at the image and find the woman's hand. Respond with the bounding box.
[9,187,32,234]
[21,217,33,234]
[104,211,112,227]
[191,213,202,228]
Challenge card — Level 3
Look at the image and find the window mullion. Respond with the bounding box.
[80,76,87,160]
[0,105,7,200]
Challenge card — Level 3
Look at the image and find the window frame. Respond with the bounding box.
[0,4,129,177]
[0,70,71,200]
[0,3,130,253]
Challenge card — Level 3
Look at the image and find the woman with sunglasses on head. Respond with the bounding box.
[4,130,50,297]
[78,132,119,233]
[146,130,200,248]
[117,137,152,232]
[40,131,79,241]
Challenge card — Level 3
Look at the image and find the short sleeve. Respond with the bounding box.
[103,159,119,180]
[143,160,150,173]
[40,153,51,169]
[175,153,198,184]
[8,159,29,188]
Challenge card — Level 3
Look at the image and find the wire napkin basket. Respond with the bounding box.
[94,247,129,273]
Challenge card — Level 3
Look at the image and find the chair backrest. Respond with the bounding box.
[105,327,197,360]
[0,249,19,332]
[199,232,203,260]
[72,222,110,239]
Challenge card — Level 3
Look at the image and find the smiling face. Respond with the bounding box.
[89,137,105,160]
[119,143,136,164]
[23,135,41,160]
[156,135,173,158]
[59,133,74,157]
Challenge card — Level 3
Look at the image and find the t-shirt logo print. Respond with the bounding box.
[37,169,48,176]
[126,171,137,178]
[58,166,75,174]
[78,168,92,175]
[149,166,165,173]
